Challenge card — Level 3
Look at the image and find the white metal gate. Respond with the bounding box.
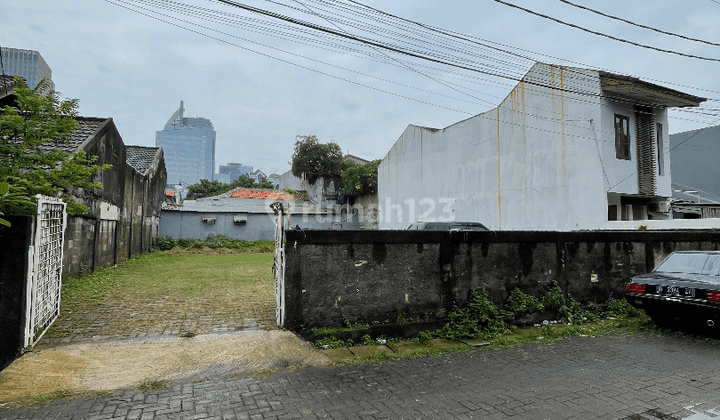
[24,195,67,347]
[270,202,286,327]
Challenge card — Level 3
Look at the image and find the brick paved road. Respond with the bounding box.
[3,333,720,419]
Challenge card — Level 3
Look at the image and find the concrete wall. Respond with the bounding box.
[353,193,378,230]
[0,216,33,369]
[378,63,675,231]
[280,229,720,332]
[160,209,359,241]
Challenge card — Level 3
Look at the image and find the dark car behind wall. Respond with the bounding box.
[626,251,720,327]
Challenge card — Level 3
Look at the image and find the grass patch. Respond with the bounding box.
[61,251,275,306]
[1,390,113,409]
[138,380,169,392]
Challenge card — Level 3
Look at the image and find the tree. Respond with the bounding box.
[185,179,229,200]
[185,174,276,200]
[291,135,347,184]
[341,159,381,197]
[0,77,110,222]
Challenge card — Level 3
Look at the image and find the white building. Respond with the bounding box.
[378,62,706,231]
[249,169,267,183]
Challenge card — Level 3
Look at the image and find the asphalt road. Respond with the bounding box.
[2,332,720,419]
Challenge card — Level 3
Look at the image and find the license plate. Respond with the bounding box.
[655,285,695,298]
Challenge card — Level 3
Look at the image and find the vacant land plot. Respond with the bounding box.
[0,249,333,404]
[39,250,278,348]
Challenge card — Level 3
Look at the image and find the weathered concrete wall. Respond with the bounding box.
[281,229,720,332]
[63,216,96,277]
[160,210,352,241]
[0,216,33,369]
[353,193,378,230]
[378,63,678,231]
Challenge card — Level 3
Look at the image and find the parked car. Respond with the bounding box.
[408,221,489,231]
[625,251,720,327]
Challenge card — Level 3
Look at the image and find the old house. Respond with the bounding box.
[60,118,167,276]
[378,62,706,231]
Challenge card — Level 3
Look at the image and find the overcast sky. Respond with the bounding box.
[3,0,720,176]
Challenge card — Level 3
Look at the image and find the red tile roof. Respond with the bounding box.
[228,189,294,200]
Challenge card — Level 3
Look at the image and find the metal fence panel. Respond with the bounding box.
[25,195,66,347]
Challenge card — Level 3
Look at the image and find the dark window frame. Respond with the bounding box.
[614,114,631,160]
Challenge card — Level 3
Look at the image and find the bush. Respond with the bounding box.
[606,298,645,319]
[153,235,274,252]
[437,289,510,340]
[504,288,544,319]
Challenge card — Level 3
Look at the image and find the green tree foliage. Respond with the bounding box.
[185,174,275,200]
[341,159,381,197]
[0,77,110,221]
[291,135,346,184]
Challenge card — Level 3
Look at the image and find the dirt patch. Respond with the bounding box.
[0,330,329,403]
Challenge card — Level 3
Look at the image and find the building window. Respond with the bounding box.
[608,205,618,221]
[656,123,664,176]
[615,114,631,160]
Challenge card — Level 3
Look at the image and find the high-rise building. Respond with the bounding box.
[215,163,253,184]
[0,47,54,91]
[156,101,216,186]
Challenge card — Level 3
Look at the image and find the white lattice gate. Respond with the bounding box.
[270,202,286,327]
[24,195,67,347]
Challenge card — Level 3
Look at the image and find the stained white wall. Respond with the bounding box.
[378,63,674,231]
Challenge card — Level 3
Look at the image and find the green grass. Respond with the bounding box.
[138,380,170,392]
[62,251,275,306]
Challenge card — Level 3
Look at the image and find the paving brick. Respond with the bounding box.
[6,334,720,419]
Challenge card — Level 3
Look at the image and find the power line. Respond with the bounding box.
[557,0,720,48]
[105,0,476,114]
[493,0,720,63]
[112,0,720,137]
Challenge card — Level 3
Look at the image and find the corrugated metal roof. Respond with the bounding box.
[126,145,161,176]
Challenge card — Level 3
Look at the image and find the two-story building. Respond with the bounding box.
[378,62,706,231]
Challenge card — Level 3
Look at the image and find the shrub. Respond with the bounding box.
[437,289,510,340]
[504,288,544,319]
[153,235,274,252]
[606,298,645,319]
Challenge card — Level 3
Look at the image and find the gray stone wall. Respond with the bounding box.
[281,229,720,332]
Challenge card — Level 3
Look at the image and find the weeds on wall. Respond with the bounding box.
[315,281,645,349]
[153,235,274,252]
[437,289,511,340]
